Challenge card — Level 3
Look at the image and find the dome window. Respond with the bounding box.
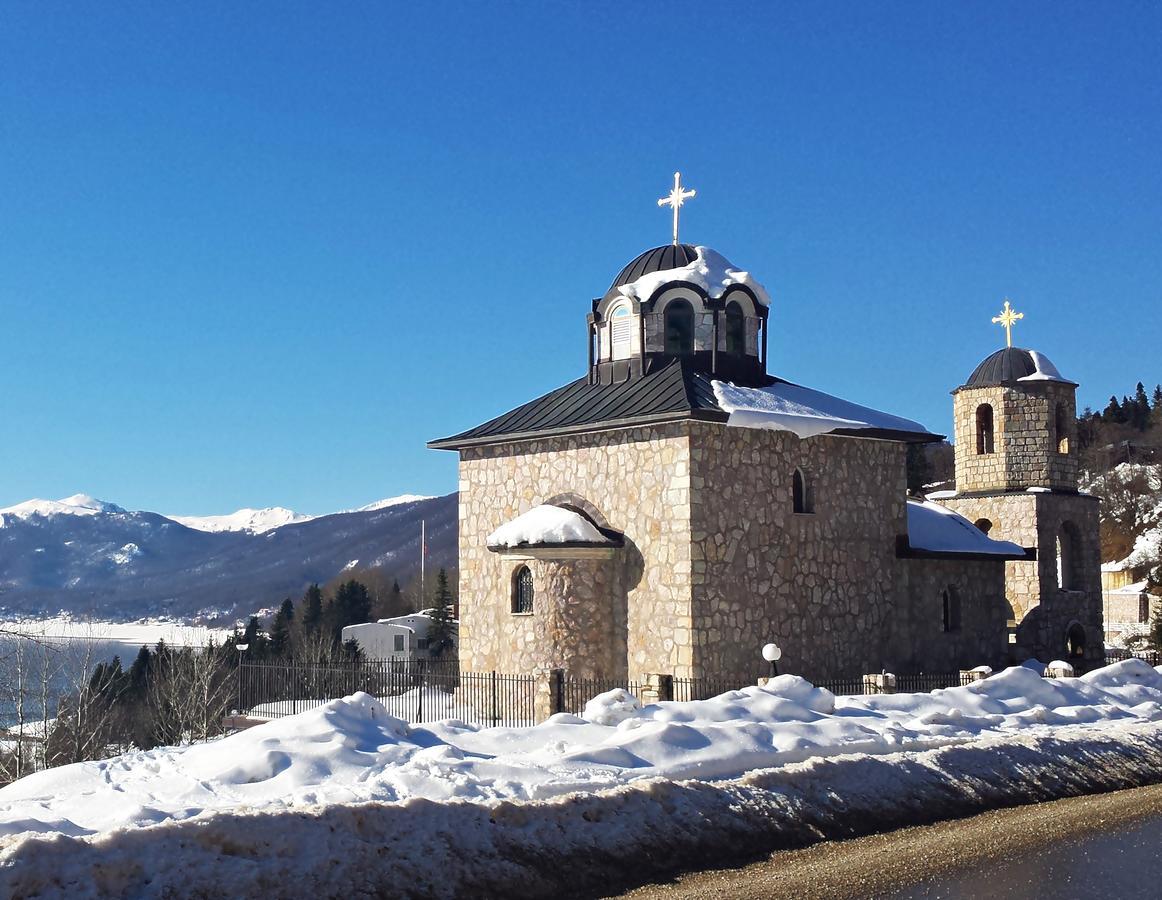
[725,301,745,355]
[792,468,814,514]
[610,305,633,360]
[664,300,695,356]
[1055,403,1069,454]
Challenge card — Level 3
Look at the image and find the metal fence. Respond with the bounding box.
[559,676,642,715]
[1105,649,1161,667]
[238,659,536,728]
[672,674,761,702]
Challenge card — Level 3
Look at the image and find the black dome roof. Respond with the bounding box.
[609,244,698,291]
[965,347,1053,387]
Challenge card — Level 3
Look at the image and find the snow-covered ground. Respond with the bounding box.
[0,659,1161,882]
[0,617,231,648]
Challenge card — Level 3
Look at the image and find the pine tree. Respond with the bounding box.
[1153,384,1162,412]
[905,444,934,494]
[1132,382,1151,430]
[301,584,323,635]
[269,598,294,658]
[1104,395,1122,422]
[427,569,455,657]
[328,580,372,639]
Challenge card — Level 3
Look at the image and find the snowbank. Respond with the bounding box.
[3,720,1162,898]
[1018,350,1068,383]
[487,505,608,548]
[712,379,932,440]
[3,660,1162,848]
[906,500,1027,556]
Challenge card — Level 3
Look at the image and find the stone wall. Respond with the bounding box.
[952,382,1078,493]
[894,558,1010,672]
[456,424,695,681]
[941,491,1104,664]
[686,421,913,681]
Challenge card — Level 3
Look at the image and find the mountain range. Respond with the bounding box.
[0,493,457,621]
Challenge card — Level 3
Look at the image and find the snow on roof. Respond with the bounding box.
[1110,580,1151,595]
[615,246,771,307]
[1017,350,1068,383]
[907,500,1027,557]
[487,504,609,548]
[712,379,933,440]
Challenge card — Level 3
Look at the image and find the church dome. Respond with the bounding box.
[609,244,699,292]
[964,347,1069,387]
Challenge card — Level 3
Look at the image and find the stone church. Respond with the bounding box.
[430,242,1103,682]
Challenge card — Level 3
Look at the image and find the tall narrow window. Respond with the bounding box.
[512,565,534,614]
[792,468,814,514]
[1055,403,1069,454]
[725,301,745,355]
[610,305,633,360]
[976,404,994,454]
[942,587,961,632]
[664,299,695,355]
[1057,522,1080,590]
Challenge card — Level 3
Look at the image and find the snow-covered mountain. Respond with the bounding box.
[0,493,455,620]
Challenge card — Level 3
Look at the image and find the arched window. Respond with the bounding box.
[724,301,745,355]
[664,299,695,355]
[976,404,994,454]
[512,566,534,614]
[792,468,814,514]
[1056,522,1082,591]
[942,586,961,632]
[974,518,993,535]
[1066,622,1086,658]
[1055,403,1069,454]
[610,305,633,360]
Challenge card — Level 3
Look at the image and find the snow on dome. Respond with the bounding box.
[487,504,608,548]
[712,379,933,440]
[615,246,771,308]
[1017,350,1067,383]
[907,500,1027,557]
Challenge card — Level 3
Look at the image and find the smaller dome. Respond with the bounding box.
[964,347,1069,387]
[609,244,699,292]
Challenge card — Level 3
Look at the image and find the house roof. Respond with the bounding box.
[429,358,941,450]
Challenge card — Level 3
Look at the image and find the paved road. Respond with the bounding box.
[612,783,1162,899]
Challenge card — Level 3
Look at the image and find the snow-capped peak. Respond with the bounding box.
[0,494,125,525]
[343,495,435,514]
[168,507,313,535]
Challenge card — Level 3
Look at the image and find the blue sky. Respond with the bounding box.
[2,3,1160,515]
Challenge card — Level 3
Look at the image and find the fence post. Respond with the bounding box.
[417,659,426,723]
[862,673,896,695]
[640,673,673,705]
[490,670,499,727]
[551,669,565,715]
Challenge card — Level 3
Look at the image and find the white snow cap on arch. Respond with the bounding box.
[487,504,608,548]
[712,380,933,440]
[616,246,771,307]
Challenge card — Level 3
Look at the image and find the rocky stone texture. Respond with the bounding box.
[942,491,1103,664]
[457,418,1013,685]
[953,382,1078,493]
[457,424,693,681]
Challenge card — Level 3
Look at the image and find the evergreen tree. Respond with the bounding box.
[1132,382,1151,430]
[127,645,152,696]
[328,580,372,640]
[905,444,934,494]
[301,584,324,635]
[1103,395,1122,423]
[427,569,455,657]
[269,598,294,658]
[1153,384,1162,412]
[1152,606,1162,653]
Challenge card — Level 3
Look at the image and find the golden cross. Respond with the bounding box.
[657,171,696,245]
[992,299,1024,348]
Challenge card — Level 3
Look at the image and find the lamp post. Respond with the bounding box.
[762,642,782,678]
[235,643,249,715]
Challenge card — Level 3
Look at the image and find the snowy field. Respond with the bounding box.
[2,660,1162,897]
[0,617,231,649]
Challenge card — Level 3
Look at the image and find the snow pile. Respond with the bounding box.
[0,494,124,527]
[3,660,1162,848]
[712,379,932,440]
[1017,350,1069,383]
[906,500,1026,556]
[616,246,772,307]
[487,505,608,548]
[168,506,311,534]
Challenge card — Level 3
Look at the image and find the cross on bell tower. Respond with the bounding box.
[992,299,1024,348]
[657,171,696,245]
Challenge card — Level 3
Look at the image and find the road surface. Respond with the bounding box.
[613,782,1162,899]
